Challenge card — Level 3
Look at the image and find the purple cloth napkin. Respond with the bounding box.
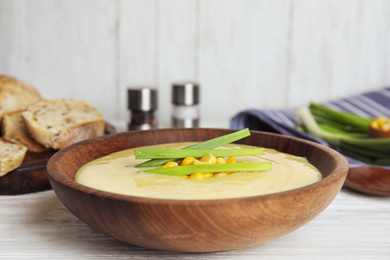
[230,87,390,168]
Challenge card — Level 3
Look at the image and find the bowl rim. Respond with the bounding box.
[47,128,349,205]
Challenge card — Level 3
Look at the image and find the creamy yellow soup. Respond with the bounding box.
[75,143,322,200]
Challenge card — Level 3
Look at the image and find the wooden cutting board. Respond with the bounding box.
[0,123,116,195]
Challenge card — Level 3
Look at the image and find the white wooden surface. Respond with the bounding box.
[1,186,389,259]
[1,0,390,127]
[0,122,388,259]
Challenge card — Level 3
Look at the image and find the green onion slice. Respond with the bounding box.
[142,162,272,176]
[134,148,263,159]
[134,128,251,168]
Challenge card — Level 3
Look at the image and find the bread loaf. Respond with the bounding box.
[0,137,28,176]
[22,99,105,149]
[0,75,42,121]
[2,110,49,152]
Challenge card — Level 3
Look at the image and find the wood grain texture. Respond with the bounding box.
[118,0,158,121]
[0,0,117,118]
[0,150,54,194]
[1,122,390,258]
[369,123,390,138]
[0,189,389,259]
[345,167,390,196]
[46,129,348,252]
[289,0,390,107]
[198,0,291,117]
[157,0,198,125]
[1,0,390,126]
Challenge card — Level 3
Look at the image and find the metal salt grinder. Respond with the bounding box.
[171,82,200,128]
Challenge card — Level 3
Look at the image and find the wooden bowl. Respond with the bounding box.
[47,128,349,252]
[368,124,390,138]
[345,166,390,196]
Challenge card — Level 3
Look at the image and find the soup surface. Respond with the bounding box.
[75,143,322,200]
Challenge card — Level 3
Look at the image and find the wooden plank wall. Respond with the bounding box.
[1,0,389,127]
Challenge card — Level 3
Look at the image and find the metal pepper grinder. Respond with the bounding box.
[171,82,200,128]
[127,87,158,131]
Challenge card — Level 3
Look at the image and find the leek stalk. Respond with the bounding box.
[297,106,390,165]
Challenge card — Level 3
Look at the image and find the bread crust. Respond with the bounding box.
[0,75,42,120]
[2,110,49,152]
[22,99,105,149]
[49,121,104,149]
[0,137,28,176]
[0,77,105,176]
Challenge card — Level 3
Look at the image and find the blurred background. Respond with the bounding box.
[1,0,389,128]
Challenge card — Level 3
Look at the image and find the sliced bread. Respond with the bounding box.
[2,110,49,152]
[0,137,28,176]
[0,75,42,120]
[22,99,105,149]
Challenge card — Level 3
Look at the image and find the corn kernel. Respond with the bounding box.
[193,159,207,165]
[226,156,236,164]
[377,116,387,126]
[161,161,178,168]
[189,172,205,180]
[216,157,226,164]
[181,157,195,166]
[204,173,213,178]
[214,172,228,178]
[200,153,217,164]
[371,116,390,130]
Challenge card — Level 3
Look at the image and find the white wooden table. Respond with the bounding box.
[1,188,389,259]
[1,122,389,259]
